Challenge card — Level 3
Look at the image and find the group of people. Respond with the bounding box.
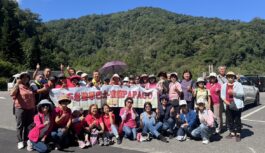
[10,64,245,153]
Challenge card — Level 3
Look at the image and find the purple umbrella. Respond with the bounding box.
[99,61,128,75]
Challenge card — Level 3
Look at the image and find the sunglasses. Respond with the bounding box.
[127,101,133,103]
[41,104,50,108]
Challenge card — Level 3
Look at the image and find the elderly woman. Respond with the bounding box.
[27,99,54,153]
[10,72,36,149]
[119,98,138,140]
[140,102,168,143]
[191,98,216,144]
[221,71,244,142]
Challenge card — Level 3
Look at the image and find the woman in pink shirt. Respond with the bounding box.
[27,99,54,152]
[119,97,137,140]
[169,73,182,113]
[102,104,121,145]
[206,72,222,134]
[84,104,105,146]
[10,72,36,150]
[145,74,157,90]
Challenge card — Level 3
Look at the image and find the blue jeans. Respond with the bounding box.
[177,126,193,137]
[142,122,163,138]
[111,124,119,137]
[31,141,48,153]
[191,123,215,140]
[51,128,69,147]
[123,126,137,140]
[161,118,175,133]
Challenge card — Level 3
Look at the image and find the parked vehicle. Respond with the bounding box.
[244,75,265,92]
[7,74,20,91]
[239,75,260,106]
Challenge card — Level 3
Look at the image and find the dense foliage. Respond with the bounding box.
[46,7,265,76]
[1,0,265,90]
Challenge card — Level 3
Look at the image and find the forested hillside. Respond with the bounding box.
[46,7,265,75]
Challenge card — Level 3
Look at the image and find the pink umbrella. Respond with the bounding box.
[99,61,128,75]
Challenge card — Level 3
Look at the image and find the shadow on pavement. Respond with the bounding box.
[241,128,254,139]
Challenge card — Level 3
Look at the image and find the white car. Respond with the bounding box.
[7,74,20,91]
[239,76,260,106]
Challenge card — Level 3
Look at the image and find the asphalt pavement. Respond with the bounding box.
[0,91,265,153]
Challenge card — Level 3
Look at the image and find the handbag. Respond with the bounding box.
[229,101,238,111]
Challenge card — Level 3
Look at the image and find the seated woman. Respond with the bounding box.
[176,100,197,141]
[156,94,175,138]
[119,97,138,140]
[27,99,54,153]
[140,102,168,143]
[51,96,72,150]
[84,104,105,146]
[101,104,122,145]
[191,98,216,144]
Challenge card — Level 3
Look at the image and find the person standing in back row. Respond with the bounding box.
[10,72,36,150]
[180,70,196,110]
[217,66,228,85]
[221,71,244,142]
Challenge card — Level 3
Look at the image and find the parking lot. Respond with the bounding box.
[0,91,265,153]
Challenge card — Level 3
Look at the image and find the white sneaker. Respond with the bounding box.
[215,128,220,134]
[27,140,33,151]
[17,141,24,149]
[202,139,209,144]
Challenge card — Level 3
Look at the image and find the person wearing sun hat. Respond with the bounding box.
[176,100,197,142]
[110,74,120,85]
[51,95,72,150]
[191,98,215,144]
[157,71,169,95]
[193,77,211,110]
[221,71,244,142]
[27,99,54,152]
[145,74,157,90]
[140,74,149,88]
[10,72,36,150]
[206,72,222,134]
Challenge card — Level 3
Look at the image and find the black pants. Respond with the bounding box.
[15,108,35,142]
[226,107,242,134]
[187,100,194,110]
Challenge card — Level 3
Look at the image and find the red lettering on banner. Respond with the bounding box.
[74,92,81,101]
[132,91,137,98]
[102,91,108,99]
[66,93,73,100]
[128,91,132,98]
[137,91,141,98]
[88,92,95,100]
[96,91,102,99]
[81,92,88,101]
[110,90,116,98]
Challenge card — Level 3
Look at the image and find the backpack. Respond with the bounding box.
[90,128,99,146]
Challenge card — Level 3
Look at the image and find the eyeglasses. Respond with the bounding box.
[41,104,50,108]
[127,101,133,103]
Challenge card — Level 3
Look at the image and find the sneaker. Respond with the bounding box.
[235,135,241,142]
[17,141,24,149]
[202,139,209,144]
[26,140,33,151]
[169,134,174,139]
[78,141,86,149]
[116,137,122,145]
[215,128,220,134]
[158,135,168,143]
[103,138,109,146]
[85,141,91,147]
[225,133,235,139]
[98,138,104,146]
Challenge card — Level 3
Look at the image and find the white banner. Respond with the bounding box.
[49,85,158,109]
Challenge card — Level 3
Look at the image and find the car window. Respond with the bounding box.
[240,77,251,86]
[8,77,15,82]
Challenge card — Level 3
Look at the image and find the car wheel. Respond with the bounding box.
[254,93,260,106]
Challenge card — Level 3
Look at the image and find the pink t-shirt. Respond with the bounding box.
[119,108,137,128]
[55,107,72,128]
[206,82,221,105]
[145,83,157,89]
[169,82,182,100]
[102,114,115,132]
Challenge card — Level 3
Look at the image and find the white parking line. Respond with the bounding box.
[242,119,265,123]
[248,147,257,153]
[241,105,265,119]
[0,97,6,100]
